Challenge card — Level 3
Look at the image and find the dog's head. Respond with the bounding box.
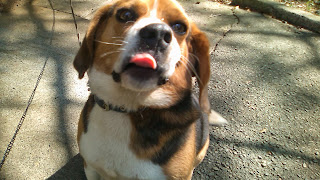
[74,0,211,113]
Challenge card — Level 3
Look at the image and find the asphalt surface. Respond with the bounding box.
[0,0,319,179]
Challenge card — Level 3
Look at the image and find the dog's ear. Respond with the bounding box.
[189,22,211,113]
[189,22,227,126]
[74,35,92,79]
[73,5,113,79]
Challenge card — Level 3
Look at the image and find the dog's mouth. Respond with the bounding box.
[128,53,157,70]
[113,53,169,91]
[123,53,161,79]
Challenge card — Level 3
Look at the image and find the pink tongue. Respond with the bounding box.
[130,53,157,69]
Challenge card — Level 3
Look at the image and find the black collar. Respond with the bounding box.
[93,95,129,113]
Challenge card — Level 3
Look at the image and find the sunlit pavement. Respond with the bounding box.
[0,0,319,179]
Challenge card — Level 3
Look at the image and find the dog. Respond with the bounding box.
[74,0,227,179]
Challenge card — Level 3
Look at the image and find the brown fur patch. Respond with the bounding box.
[77,113,84,145]
[162,123,197,180]
[73,4,113,79]
[195,137,209,167]
[128,93,211,180]
[92,0,152,75]
[77,95,95,145]
[129,92,199,161]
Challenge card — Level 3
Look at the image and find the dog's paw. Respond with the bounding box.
[208,110,228,126]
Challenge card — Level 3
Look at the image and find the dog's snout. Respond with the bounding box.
[139,23,172,50]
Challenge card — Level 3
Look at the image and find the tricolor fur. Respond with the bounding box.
[74,0,226,179]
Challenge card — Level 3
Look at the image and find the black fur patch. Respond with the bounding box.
[82,95,95,133]
[130,91,201,165]
[151,127,190,165]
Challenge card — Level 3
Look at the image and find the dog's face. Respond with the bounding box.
[99,0,189,91]
[74,0,211,111]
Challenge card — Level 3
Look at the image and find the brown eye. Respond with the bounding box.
[171,22,187,35]
[116,9,137,23]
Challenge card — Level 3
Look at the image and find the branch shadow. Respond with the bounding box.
[0,0,87,178]
[0,0,17,13]
[188,2,320,179]
[24,0,74,160]
[2,0,319,179]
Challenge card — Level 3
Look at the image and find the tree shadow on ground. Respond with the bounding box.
[0,0,87,178]
[190,2,320,179]
[2,0,319,179]
[47,154,86,180]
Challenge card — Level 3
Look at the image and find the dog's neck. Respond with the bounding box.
[93,95,133,113]
[92,88,195,115]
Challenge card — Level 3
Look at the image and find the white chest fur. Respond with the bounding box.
[79,106,166,179]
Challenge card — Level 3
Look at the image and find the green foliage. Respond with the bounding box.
[306,0,312,11]
[280,0,319,14]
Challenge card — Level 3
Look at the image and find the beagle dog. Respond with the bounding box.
[74,0,226,179]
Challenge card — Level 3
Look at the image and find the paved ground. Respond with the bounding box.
[0,0,319,179]
[232,0,320,34]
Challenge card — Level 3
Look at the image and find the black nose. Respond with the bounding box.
[139,23,172,51]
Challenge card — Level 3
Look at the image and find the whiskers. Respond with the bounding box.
[95,36,128,46]
[180,54,201,85]
[94,37,128,58]
[100,51,122,58]
[95,39,127,46]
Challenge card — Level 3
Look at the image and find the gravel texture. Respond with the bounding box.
[187,1,320,179]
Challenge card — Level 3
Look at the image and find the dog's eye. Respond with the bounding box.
[116,9,137,23]
[171,22,187,35]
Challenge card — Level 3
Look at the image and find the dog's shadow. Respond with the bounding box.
[47,153,86,180]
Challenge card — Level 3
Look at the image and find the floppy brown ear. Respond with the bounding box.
[73,5,113,79]
[189,23,211,114]
[189,23,228,126]
[74,36,91,79]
